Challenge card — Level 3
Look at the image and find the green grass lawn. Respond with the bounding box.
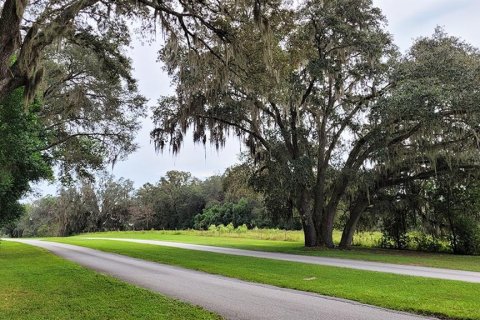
[75,230,480,272]
[52,237,480,320]
[0,241,220,320]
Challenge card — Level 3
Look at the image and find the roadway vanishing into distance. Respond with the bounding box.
[7,239,436,320]
[87,237,480,283]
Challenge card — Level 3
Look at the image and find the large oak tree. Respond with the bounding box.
[0,0,254,223]
[152,0,480,247]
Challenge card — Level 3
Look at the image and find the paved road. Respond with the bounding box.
[88,237,480,283]
[7,239,435,320]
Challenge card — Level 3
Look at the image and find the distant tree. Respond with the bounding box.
[96,175,135,231]
[135,171,205,230]
[134,182,158,230]
[78,180,101,232]
[13,196,57,237]
[130,199,155,230]
[194,198,257,229]
[55,186,87,236]
[200,175,225,206]
[223,163,258,202]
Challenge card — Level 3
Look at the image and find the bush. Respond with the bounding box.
[408,232,445,253]
[217,224,228,233]
[380,216,408,250]
[451,217,480,255]
[193,198,257,230]
[235,224,248,233]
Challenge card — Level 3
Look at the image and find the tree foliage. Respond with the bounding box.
[0,89,51,226]
[152,0,480,247]
[0,0,262,224]
[40,41,147,181]
[194,198,259,230]
[0,0,263,102]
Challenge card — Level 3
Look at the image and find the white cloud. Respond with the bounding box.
[374,0,480,50]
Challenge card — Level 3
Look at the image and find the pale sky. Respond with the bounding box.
[32,0,480,197]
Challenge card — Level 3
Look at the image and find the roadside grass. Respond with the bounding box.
[52,238,480,320]
[76,230,480,272]
[0,241,220,320]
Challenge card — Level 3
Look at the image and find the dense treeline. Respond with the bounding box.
[4,165,480,254]
[3,168,299,239]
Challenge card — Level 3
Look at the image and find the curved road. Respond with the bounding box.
[88,237,480,283]
[8,239,435,320]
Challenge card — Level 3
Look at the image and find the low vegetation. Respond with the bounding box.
[83,228,376,244]
[0,241,220,320]
[51,238,480,320]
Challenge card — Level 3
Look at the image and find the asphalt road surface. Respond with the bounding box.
[7,239,435,320]
[87,237,480,283]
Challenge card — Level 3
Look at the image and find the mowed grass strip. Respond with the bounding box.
[54,238,480,320]
[0,241,220,320]
[77,230,480,272]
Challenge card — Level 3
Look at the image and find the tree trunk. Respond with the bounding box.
[297,186,317,247]
[312,110,329,246]
[339,197,369,249]
[0,0,27,100]
[318,208,335,248]
[318,174,352,248]
[302,217,317,247]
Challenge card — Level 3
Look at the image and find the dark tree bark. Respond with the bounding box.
[297,186,317,247]
[302,217,318,247]
[339,195,369,249]
[317,207,335,248]
[0,0,28,99]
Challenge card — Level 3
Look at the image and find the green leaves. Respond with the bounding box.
[0,88,52,226]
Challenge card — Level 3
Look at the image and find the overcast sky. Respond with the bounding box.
[32,0,480,197]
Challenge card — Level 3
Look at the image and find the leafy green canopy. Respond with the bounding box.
[151,0,480,247]
[0,88,52,225]
[0,0,267,226]
[40,40,147,182]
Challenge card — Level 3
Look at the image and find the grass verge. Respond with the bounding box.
[0,241,220,320]
[76,230,480,272]
[52,238,480,320]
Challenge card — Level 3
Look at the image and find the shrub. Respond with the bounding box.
[451,216,480,255]
[408,232,445,252]
[235,224,248,233]
[193,198,257,230]
[217,224,228,233]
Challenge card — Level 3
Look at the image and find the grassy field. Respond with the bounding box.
[81,228,380,244]
[0,241,220,320]
[76,230,480,272]
[52,237,480,320]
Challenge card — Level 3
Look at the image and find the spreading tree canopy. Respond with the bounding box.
[152,0,480,247]
[0,0,260,224]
